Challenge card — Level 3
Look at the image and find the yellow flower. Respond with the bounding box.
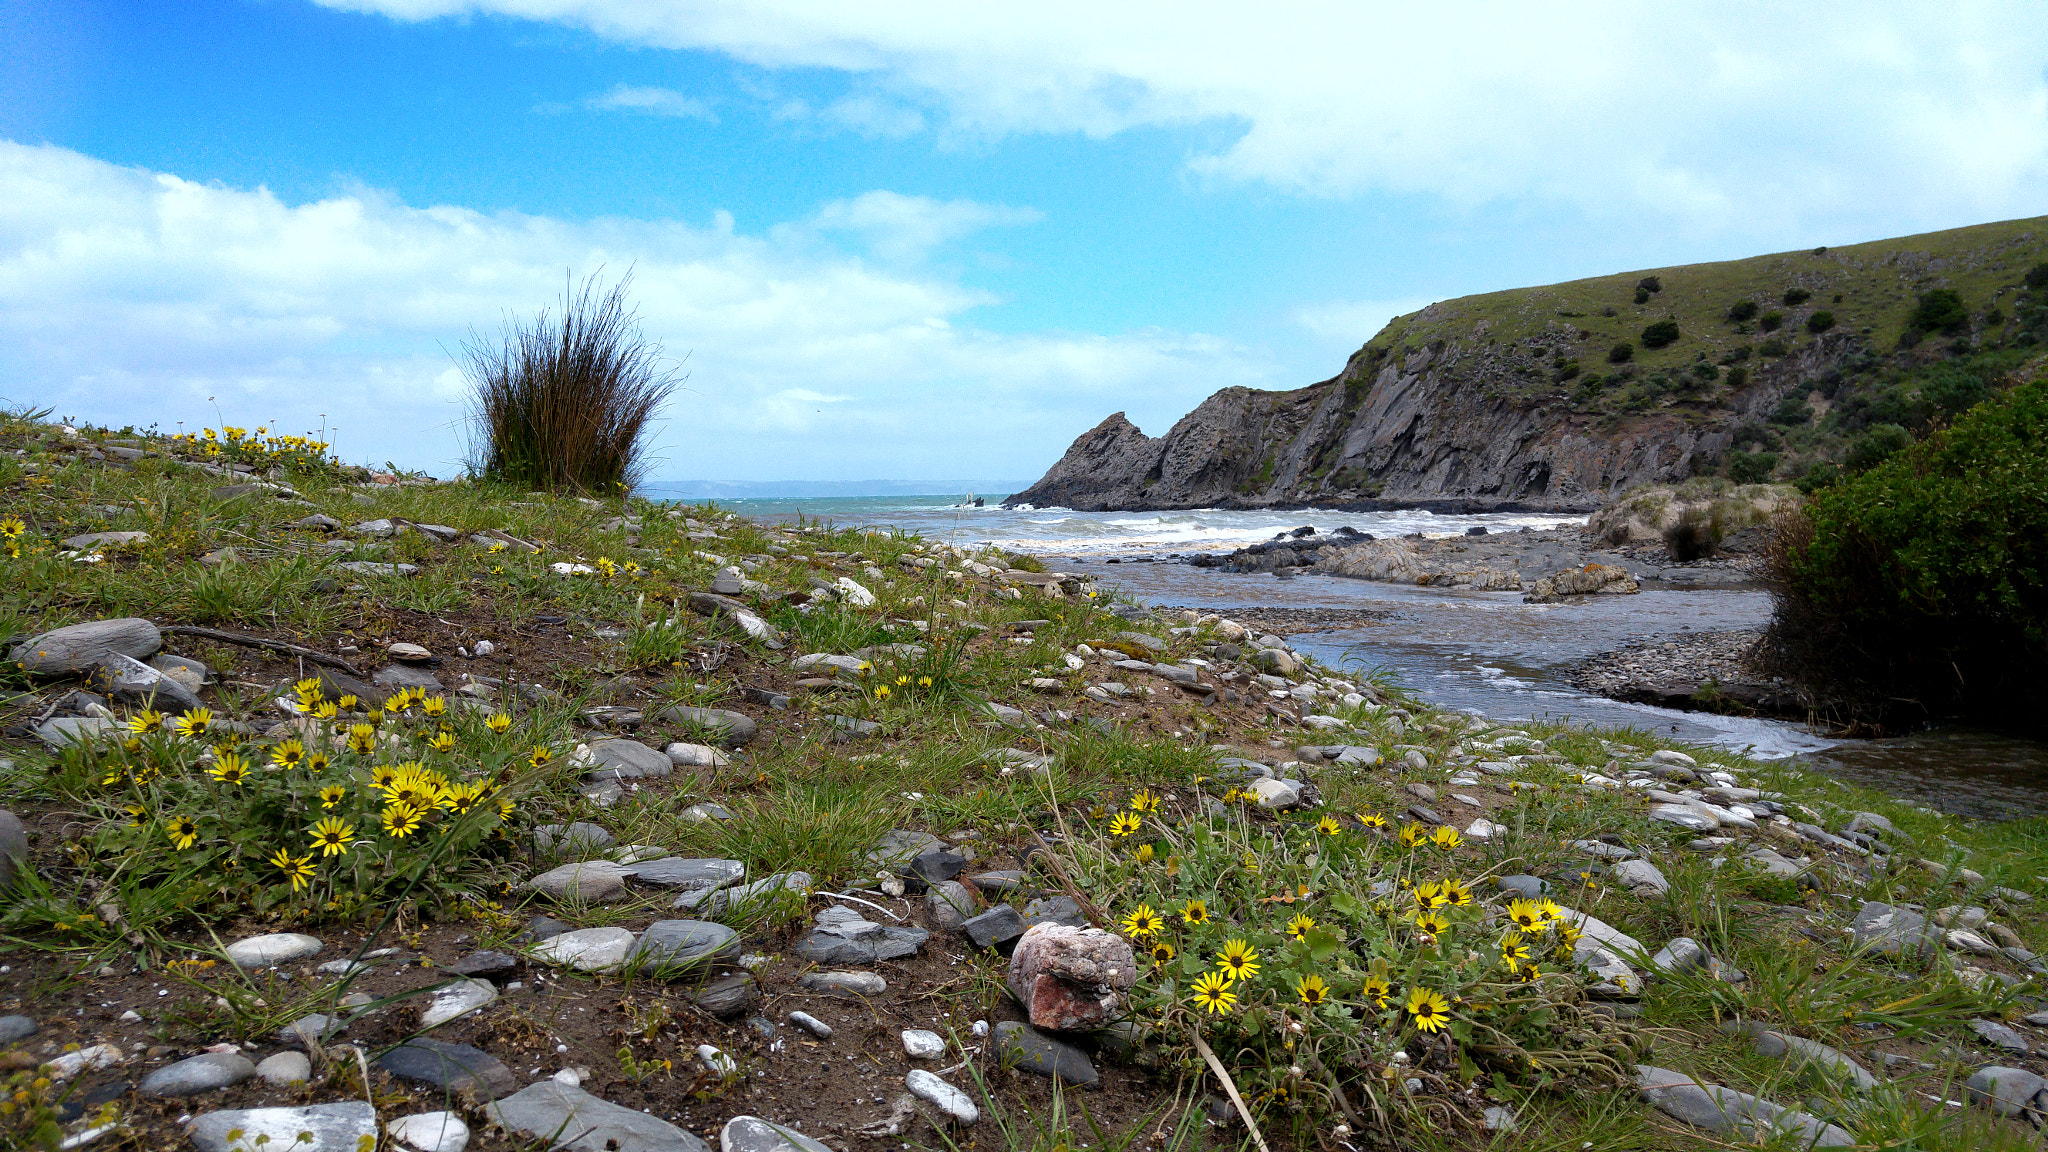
[596,556,617,577]
[497,797,517,820]
[312,702,339,720]
[1129,790,1161,813]
[363,710,384,727]
[128,710,163,735]
[270,739,305,769]
[124,804,147,827]
[1285,914,1317,941]
[1397,823,1428,848]
[1296,974,1331,1007]
[873,684,891,699]
[166,814,200,850]
[422,695,446,717]
[381,804,423,839]
[1440,879,1474,907]
[309,816,355,856]
[1431,826,1463,850]
[337,694,358,710]
[427,732,456,754]
[1190,971,1236,1015]
[1180,899,1209,926]
[896,675,910,686]
[1413,881,1447,908]
[1405,987,1453,1033]
[485,712,512,734]
[318,785,346,809]
[1315,814,1341,836]
[1410,910,1449,936]
[0,516,22,539]
[1517,963,1543,984]
[1362,975,1394,1008]
[1215,938,1260,982]
[1499,933,1532,970]
[1552,920,1583,949]
[293,677,323,707]
[347,724,377,755]
[529,745,553,768]
[1149,941,1175,965]
[269,847,315,892]
[1505,899,1544,933]
[209,753,249,786]
[1133,843,1155,863]
[1536,899,1565,927]
[1108,812,1142,837]
[1120,904,1165,938]
[917,676,933,688]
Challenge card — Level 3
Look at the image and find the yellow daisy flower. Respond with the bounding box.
[381,804,423,839]
[1180,899,1210,926]
[128,710,163,735]
[1431,826,1463,850]
[318,785,347,809]
[166,814,200,850]
[269,847,316,892]
[1129,790,1162,813]
[270,739,305,769]
[1216,938,1260,982]
[1358,811,1388,830]
[1285,914,1317,941]
[485,712,512,734]
[1406,987,1453,1033]
[1120,904,1165,938]
[347,724,377,755]
[1362,974,1394,1008]
[1190,971,1236,1015]
[1108,812,1143,837]
[1397,823,1428,848]
[1296,974,1331,1007]
[309,816,355,856]
[209,753,249,786]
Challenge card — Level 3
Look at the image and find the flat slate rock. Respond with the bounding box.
[447,951,518,977]
[1635,1065,1853,1147]
[529,861,636,902]
[720,1115,833,1152]
[633,857,745,891]
[626,920,741,974]
[1966,1066,2047,1117]
[487,1081,712,1152]
[534,822,614,855]
[868,830,945,865]
[656,706,757,747]
[585,739,671,781]
[140,1051,255,1096]
[11,617,162,675]
[994,1021,1099,1085]
[963,905,1026,949]
[377,1038,518,1101]
[373,665,446,691]
[530,927,636,973]
[1851,901,1945,957]
[189,1102,379,1152]
[691,974,761,1019]
[225,932,323,968]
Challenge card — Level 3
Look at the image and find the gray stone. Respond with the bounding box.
[333,561,419,577]
[98,654,202,712]
[0,1016,34,1044]
[926,881,977,930]
[798,971,885,997]
[531,927,637,973]
[993,1021,1098,1085]
[691,974,760,1019]
[389,1111,470,1152]
[447,951,517,977]
[963,905,1026,949]
[277,1014,344,1048]
[225,932,323,968]
[1021,895,1088,929]
[907,847,969,884]
[529,860,636,902]
[719,1115,833,1152]
[657,706,757,747]
[1635,1065,1853,1147]
[189,1103,378,1152]
[1613,859,1670,895]
[1248,778,1304,809]
[1965,1066,2047,1117]
[377,1038,519,1100]
[534,822,615,855]
[487,1081,713,1152]
[295,513,343,532]
[969,871,1025,895]
[373,665,446,692]
[788,1011,833,1039]
[792,907,929,964]
[256,1051,312,1087]
[524,916,573,942]
[868,830,945,865]
[1647,804,1719,832]
[0,813,25,893]
[585,739,671,781]
[1650,937,1707,975]
[627,920,741,974]
[1495,875,1552,900]
[420,977,498,1029]
[683,870,811,915]
[140,1051,255,1096]
[905,1069,979,1125]
[902,1029,946,1059]
[11,617,161,674]
[34,716,117,749]
[1850,901,1945,958]
[1971,1019,2031,1053]
[633,857,745,891]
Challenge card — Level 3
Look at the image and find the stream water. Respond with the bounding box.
[698,491,2048,821]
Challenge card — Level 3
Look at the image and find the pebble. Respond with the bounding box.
[698,1044,738,1075]
[529,927,637,973]
[420,978,498,1028]
[140,1051,256,1096]
[388,1111,470,1152]
[224,932,323,968]
[901,1030,946,1059]
[788,1011,834,1039]
[798,971,885,997]
[255,1050,311,1087]
[906,1069,978,1125]
[189,1103,379,1152]
[720,1116,833,1152]
[0,1016,35,1044]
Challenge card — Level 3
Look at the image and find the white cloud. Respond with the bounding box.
[583,83,717,121]
[318,1,2048,235]
[0,140,1276,480]
[1293,297,1437,343]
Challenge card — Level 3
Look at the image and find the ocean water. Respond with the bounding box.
[697,494,2048,817]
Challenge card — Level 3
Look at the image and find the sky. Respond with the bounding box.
[4,2,2047,488]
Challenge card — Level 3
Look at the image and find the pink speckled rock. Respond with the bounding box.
[1006,923,1136,1031]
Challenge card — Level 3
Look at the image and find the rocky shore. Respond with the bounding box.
[1568,629,1811,719]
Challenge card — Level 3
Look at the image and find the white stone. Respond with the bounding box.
[665,742,731,768]
[1464,819,1503,841]
[529,927,636,973]
[420,978,498,1029]
[224,933,323,968]
[698,1044,737,1075]
[833,577,877,606]
[905,1069,978,1125]
[389,1112,469,1152]
[901,1029,945,1059]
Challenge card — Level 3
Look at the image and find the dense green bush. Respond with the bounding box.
[1795,460,1840,494]
[1843,424,1913,472]
[2028,261,2048,289]
[1637,276,1662,294]
[1765,372,2048,730]
[1758,311,1784,332]
[1727,452,1777,483]
[1769,396,1812,425]
[1908,288,1969,335]
[1782,287,1812,306]
[1759,338,1789,357]
[1726,300,1759,323]
[1640,320,1680,349]
[1806,310,1836,334]
[1607,341,1634,364]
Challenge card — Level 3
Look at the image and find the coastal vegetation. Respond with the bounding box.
[1,409,2046,1150]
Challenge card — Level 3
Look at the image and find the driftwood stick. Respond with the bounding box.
[158,625,364,677]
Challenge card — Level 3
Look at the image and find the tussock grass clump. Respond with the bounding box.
[463,272,681,495]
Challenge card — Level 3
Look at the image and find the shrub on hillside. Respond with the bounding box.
[1727,452,1777,483]
[1843,424,1913,472]
[1640,320,1680,349]
[1769,396,1812,425]
[2027,261,2048,289]
[1908,288,1969,335]
[462,272,682,495]
[1764,372,2048,730]
[1607,341,1634,364]
[1806,311,1836,334]
[1758,311,1784,333]
[1782,287,1812,307]
[1727,300,1759,323]
[1759,338,1789,357]
[1725,366,1750,389]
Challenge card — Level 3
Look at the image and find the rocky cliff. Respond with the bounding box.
[1008,215,2048,511]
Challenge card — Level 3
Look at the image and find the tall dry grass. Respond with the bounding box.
[463,272,681,494]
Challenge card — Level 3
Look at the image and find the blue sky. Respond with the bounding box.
[5,1,2047,487]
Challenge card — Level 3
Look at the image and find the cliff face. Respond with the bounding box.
[1006,215,2048,511]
